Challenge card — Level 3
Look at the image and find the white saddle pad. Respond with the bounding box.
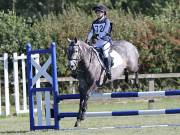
[110,50,123,68]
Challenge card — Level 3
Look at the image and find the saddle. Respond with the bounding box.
[91,47,113,86]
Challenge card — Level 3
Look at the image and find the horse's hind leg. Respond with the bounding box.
[124,68,129,83]
[134,71,139,88]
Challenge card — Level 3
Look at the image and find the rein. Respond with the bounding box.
[90,47,105,69]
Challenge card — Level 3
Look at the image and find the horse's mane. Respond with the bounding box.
[77,40,105,68]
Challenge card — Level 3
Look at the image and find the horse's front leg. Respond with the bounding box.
[74,95,84,127]
[81,82,97,121]
[74,94,88,127]
[74,82,97,127]
[81,94,89,120]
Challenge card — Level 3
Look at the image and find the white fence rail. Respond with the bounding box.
[0,53,179,116]
[13,53,39,115]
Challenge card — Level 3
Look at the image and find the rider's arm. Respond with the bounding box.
[87,29,93,41]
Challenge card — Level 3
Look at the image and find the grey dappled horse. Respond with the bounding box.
[67,38,139,127]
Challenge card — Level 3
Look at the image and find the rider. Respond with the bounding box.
[85,4,112,79]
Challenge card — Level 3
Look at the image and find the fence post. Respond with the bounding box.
[13,53,20,114]
[148,78,155,109]
[4,53,10,116]
[21,54,28,112]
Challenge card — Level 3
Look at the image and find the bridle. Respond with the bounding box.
[67,41,81,70]
[68,42,81,60]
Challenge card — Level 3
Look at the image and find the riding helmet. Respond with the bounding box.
[93,4,107,15]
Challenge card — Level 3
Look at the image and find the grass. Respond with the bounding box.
[1,97,180,135]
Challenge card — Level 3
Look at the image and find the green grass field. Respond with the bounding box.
[1,97,180,135]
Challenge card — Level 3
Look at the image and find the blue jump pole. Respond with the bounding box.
[58,90,180,101]
[59,108,180,119]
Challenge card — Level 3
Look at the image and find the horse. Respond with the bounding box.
[67,37,139,127]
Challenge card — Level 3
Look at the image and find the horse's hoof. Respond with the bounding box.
[74,121,80,127]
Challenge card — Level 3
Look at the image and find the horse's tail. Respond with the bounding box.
[135,47,139,58]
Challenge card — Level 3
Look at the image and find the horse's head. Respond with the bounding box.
[67,37,82,71]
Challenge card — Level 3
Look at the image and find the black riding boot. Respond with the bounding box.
[104,57,111,79]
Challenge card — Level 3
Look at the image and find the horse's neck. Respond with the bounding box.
[80,44,92,67]
[78,43,104,83]
[80,44,100,71]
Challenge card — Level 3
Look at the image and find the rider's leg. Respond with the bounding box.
[102,42,111,79]
[94,39,112,79]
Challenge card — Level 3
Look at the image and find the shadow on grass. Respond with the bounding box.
[0,130,29,134]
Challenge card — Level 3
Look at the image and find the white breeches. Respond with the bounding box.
[93,39,111,58]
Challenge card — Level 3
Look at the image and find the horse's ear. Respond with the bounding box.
[74,37,77,43]
[67,38,71,43]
